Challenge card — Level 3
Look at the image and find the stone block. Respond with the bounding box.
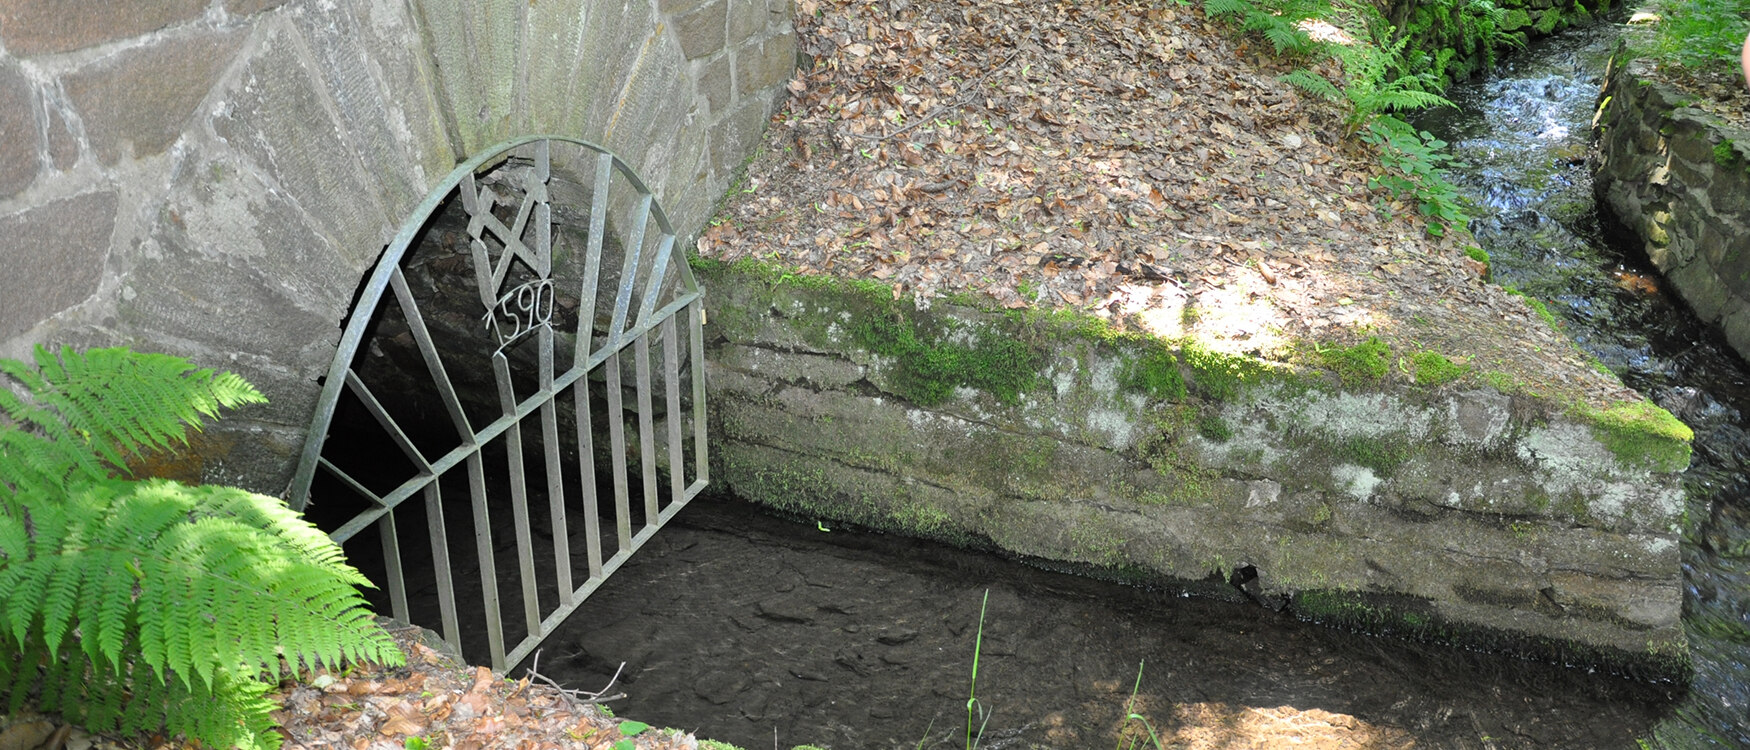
[0,60,38,197]
[226,0,293,14]
[698,55,733,114]
[766,0,794,23]
[660,0,712,13]
[209,24,392,270]
[710,91,768,178]
[289,0,455,218]
[0,0,205,56]
[728,0,762,46]
[62,28,246,165]
[44,103,77,171]
[1664,257,1727,322]
[523,0,592,134]
[675,0,727,60]
[0,192,116,339]
[1721,303,1750,363]
[409,0,522,152]
[735,31,796,96]
[566,0,659,144]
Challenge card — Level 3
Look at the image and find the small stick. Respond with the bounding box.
[520,649,628,708]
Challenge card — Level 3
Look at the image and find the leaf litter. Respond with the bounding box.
[701,0,1639,407]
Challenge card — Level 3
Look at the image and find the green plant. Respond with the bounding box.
[1407,350,1470,386]
[1645,0,1750,74]
[1316,336,1390,385]
[0,346,401,749]
[614,720,651,750]
[964,589,991,750]
[1360,117,1471,236]
[1204,0,1333,55]
[1114,660,1165,750]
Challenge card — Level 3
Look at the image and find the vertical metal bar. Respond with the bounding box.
[634,235,675,327]
[389,268,474,436]
[377,508,409,624]
[466,453,506,670]
[574,152,614,369]
[606,351,632,551]
[540,328,571,604]
[575,378,603,579]
[607,194,654,345]
[492,353,542,641]
[690,299,709,485]
[425,481,462,656]
[635,332,659,526]
[663,317,685,508]
[534,140,552,276]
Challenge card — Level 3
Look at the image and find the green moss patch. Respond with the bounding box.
[1119,345,1188,400]
[1184,342,1277,401]
[1316,336,1390,386]
[1577,400,1694,473]
[1408,350,1470,386]
[851,314,1041,406]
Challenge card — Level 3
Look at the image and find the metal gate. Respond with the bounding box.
[288,136,707,671]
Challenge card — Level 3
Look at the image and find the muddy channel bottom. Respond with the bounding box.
[523,496,1672,750]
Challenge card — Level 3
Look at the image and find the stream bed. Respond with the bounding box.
[1417,21,1750,748]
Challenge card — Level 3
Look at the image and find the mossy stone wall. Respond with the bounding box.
[1591,47,1750,364]
[697,259,1688,674]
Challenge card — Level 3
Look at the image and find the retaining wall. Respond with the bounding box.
[1591,49,1750,364]
[0,0,796,493]
[698,260,1690,673]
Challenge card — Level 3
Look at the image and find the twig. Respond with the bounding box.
[849,48,1025,143]
[521,649,627,709]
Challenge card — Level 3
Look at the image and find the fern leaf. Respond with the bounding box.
[1204,0,1253,18]
[1280,69,1343,100]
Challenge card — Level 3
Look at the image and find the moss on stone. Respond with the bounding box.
[1576,400,1694,473]
[1316,336,1391,386]
[1409,350,1470,386]
[1184,341,1277,401]
[850,313,1041,406]
[1505,287,1562,328]
[1118,345,1188,400]
[1197,413,1234,443]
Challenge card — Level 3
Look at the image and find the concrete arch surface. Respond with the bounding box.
[0,0,794,495]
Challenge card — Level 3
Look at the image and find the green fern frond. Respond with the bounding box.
[2,477,402,747]
[1204,0,1253,18]
[1,345,266,481]
[0,346,391,749]
[1280,69,1343,101]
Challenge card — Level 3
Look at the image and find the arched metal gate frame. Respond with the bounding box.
[288,136,707,671]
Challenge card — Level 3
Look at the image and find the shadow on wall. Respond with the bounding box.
[0,0,796,494]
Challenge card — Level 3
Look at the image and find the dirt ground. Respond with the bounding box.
[698,0,1636,409]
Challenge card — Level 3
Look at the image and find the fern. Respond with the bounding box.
[0,346,265,504]
[0,345,400,749]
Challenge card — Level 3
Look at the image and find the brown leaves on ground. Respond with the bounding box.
[268,627,697,750]
[702,0,1634,406]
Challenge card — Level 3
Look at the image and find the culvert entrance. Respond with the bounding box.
[290,137,708,670]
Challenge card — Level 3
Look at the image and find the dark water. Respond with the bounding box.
[1416,22,1750,748]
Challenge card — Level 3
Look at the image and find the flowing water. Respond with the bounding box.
[337,20,1750,750]
[1415,21,1750,747]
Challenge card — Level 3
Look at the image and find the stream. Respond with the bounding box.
[333,19,1750,750]
[1415,21,1750,748]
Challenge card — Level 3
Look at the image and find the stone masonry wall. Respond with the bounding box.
[1591,49,1750,364]
[0,0,796,493]
[698,262,1689,671]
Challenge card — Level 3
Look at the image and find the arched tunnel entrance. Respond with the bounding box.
[289,137,708,670]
